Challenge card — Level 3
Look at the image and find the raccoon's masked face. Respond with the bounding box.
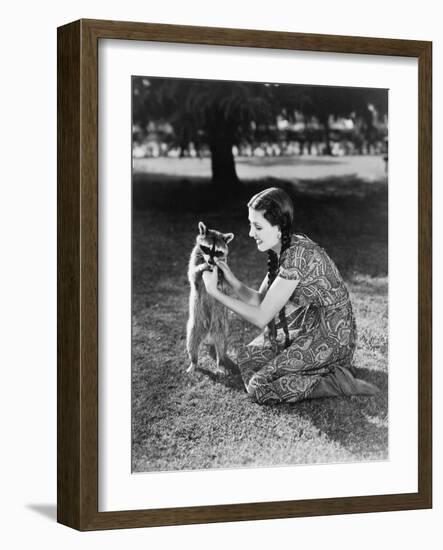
[197,221,234,267]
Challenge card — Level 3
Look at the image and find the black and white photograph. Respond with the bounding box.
[131,76,389,473]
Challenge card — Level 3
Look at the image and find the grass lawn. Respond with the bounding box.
[131,157,388,472]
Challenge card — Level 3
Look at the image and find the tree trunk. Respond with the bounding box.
[206,110,240,188]
[320,114,333,156]
[208,135,239,188]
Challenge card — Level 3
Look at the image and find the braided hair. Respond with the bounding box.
[247,187,294,349]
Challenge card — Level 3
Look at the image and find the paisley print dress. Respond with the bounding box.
[237,234,378,404]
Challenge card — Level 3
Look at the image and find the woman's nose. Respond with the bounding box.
[249,227,255,238]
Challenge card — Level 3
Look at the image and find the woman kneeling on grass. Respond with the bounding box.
[202,186,378,405]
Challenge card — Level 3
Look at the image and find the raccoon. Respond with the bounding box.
[186,221,234,374]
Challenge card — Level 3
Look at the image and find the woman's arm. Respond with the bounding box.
[203,267,299,329]
[215,259,267,306]
[231,274,269,306]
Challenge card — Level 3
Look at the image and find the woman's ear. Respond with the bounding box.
[198,221,207,235]
[224,232,234,244]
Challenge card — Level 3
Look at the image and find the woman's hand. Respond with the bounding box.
[202,266,219,296]
[214,258,238,288]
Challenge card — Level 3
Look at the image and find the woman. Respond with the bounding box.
[202,187,378,405]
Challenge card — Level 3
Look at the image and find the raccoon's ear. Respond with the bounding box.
[198,221,207,235]
[224,232,234,244]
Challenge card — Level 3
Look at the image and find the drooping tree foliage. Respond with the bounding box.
[133,78,285,187]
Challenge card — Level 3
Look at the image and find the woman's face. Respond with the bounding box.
[248,207,281,253]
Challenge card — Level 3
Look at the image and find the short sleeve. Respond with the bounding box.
[278,245,308,282]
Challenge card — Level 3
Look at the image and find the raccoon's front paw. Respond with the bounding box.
[186,362,197,374]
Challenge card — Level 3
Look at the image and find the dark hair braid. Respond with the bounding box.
[266,250,279,346]
[278,230,292,348]
[266,230,292,350]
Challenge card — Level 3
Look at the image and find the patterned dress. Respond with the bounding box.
[237,234,378,404]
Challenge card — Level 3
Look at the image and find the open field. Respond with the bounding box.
[131,156,388,472]
[134,154,388,183]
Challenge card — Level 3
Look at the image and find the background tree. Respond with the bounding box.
[133,78,281,187]
[133,77,387,185]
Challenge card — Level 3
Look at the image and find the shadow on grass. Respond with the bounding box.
[133,173,387,209]
[133,175,219,212]
[186,347,245,391]
[133,175,387,279]
[295,174,387,197]
[195,366,245,392]
[273,367,388,458]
